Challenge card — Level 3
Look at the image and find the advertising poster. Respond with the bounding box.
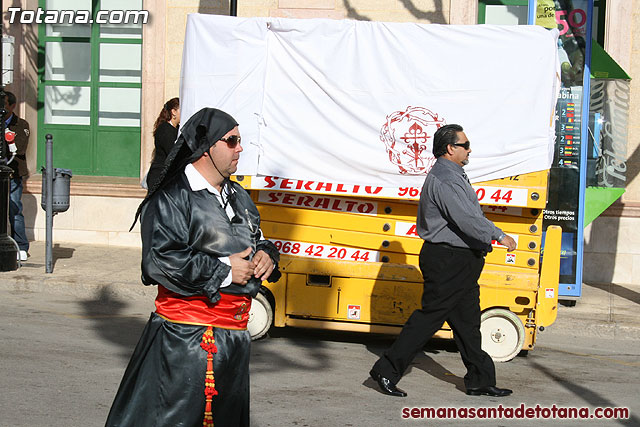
[536,0,591,291]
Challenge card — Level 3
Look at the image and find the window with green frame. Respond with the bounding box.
[477,0,606,44]
[37,0,143,177]
[478,0,529,25]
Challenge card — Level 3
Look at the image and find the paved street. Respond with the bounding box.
[1,287,639,427]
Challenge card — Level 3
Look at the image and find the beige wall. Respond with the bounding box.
[584,217,640,284]
[607,0,639,205]
[626,2,640,206]
[140,3,167,184]
[26,193,142,247]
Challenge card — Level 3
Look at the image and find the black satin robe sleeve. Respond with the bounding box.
[256,239,282,283]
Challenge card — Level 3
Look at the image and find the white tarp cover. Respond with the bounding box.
[180,14,559,187]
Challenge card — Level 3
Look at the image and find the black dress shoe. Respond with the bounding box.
[369,369,407,397]
[466,385,513,397]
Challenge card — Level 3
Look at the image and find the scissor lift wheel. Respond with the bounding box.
[249,292,274,340]
[480,308,525,362]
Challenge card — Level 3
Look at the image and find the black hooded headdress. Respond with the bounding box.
[132,107,238,230]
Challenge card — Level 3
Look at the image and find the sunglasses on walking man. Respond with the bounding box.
[452,141,470,150]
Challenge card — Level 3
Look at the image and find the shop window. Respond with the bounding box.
[45,42,91,81]
[100,0,144,39]
[478,1,528,25]
[45,0,92,37]
[98,87,141,127]
[99,44,142,83]
[44,86,91,125]
[484,4,528,24]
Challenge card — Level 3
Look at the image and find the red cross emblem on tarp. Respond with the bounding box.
[380,106,445,174]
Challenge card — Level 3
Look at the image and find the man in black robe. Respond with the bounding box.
[106,108,280,427]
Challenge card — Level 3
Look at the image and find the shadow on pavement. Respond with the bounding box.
[584,282,640,306]
[364,335,466,394]
[52,243,75,268]
[410,343,466,393]
[78,287,148,361]
[530,361,640,426]
[251,328,333,373]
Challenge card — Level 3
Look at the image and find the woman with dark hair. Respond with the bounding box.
[144,97,180,190]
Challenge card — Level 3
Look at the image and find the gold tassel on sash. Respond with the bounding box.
[200,326,218,427]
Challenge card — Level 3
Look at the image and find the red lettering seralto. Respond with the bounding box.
[282,193,295,205]
[365,186,383,194]
[316,182,332,192]
[267,192,280,203]
[296,195,313,207]
[263,176,277,188]
[344,200,357,212]
[357,202,375,214]
[314,198,330,209]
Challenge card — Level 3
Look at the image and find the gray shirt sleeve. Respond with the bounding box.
[434,179,503,245]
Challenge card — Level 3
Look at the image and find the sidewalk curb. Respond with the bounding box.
[550,316,640,341]
[3,276,156,301]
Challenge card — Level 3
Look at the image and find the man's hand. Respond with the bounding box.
[252,250,275,281]
[499,235,517,252]
[229,247,254,285]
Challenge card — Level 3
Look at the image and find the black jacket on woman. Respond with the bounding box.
[146,121,178,190]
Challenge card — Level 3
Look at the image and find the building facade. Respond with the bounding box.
[2,0,638,284]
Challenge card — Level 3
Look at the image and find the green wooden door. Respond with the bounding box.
[37,0,143,177]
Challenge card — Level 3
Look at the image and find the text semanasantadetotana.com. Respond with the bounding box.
[402,404,630,420]
[7,7,148,25]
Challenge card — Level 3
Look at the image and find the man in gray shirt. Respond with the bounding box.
[370,124,516,398]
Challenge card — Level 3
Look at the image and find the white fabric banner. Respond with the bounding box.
[180,15,559,186]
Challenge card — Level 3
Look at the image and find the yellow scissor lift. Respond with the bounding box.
[236,170,562,362]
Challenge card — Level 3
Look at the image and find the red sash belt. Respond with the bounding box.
[155,286,251,330]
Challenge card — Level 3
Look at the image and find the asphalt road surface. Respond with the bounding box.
[1,288,638,427]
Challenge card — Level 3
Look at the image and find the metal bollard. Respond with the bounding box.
[41,134,73,273]
[45,134,53,273]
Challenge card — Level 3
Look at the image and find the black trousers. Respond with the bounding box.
[372,241,496,390]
